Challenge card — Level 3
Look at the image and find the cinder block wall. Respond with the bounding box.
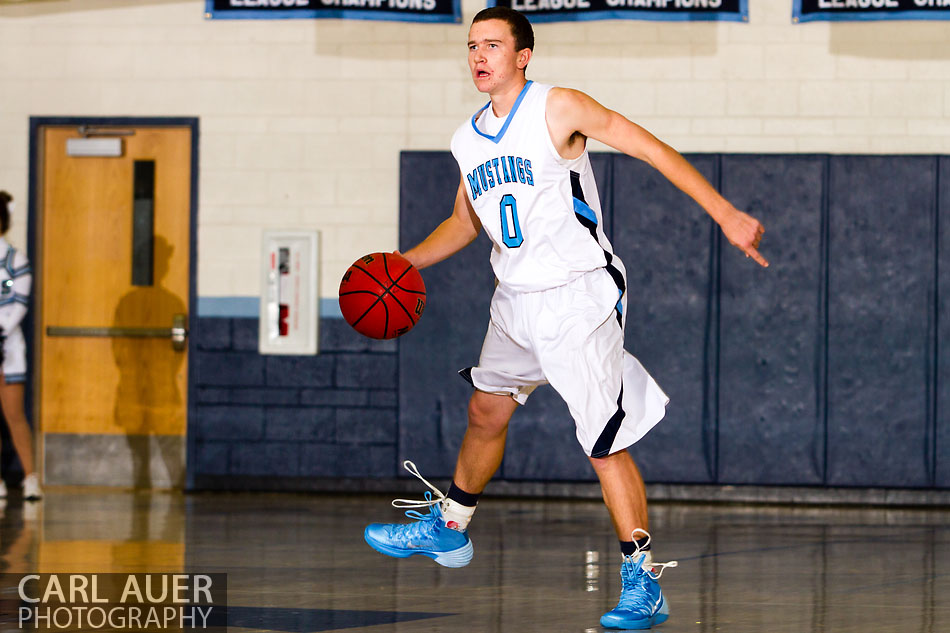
[192,318,398,483]
[1,0,949,297]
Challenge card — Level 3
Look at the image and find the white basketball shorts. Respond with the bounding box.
[462,267,669,457]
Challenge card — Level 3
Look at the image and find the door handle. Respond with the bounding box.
[47,313,189,351]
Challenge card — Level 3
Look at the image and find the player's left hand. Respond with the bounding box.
[721,209,768,268]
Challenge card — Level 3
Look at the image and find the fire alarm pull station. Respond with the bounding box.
[260,230,319,355]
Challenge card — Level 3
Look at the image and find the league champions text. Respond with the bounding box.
[2,574,227,632]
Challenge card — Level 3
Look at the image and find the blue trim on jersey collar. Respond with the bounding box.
[470,80,533,144]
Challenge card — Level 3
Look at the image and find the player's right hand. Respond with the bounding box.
[721,209,768,268]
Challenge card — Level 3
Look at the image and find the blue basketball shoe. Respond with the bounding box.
[364,461,474,568]
[601,531,677,630]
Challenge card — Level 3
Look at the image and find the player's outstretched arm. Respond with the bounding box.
[547,88,768,268]
[402,175,483,271]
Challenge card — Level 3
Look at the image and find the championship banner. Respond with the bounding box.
[486,0,748,23]
[793,0,950,23]
[205,0,462,23]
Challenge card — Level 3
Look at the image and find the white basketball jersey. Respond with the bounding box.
[451,81,623,294]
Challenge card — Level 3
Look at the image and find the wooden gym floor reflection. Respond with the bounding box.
[0,490,947,632]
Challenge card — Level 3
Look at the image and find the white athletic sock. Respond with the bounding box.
[625,549,654,571]
[440,498,476,532]
[638,549,654,571]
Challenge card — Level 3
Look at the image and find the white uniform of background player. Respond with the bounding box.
[0,191,41,501]
[0,235,30,384]
[451,80,668,457]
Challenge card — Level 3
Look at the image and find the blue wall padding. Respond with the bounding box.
[613,154,718,484]
[718,155,826,485]
[826,156,937,487]
[398,151,949,488]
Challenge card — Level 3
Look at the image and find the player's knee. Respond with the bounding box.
[588,450,629,471]
[467,394,510,435]
[588,454,607,472]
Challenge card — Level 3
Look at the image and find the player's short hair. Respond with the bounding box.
[472,7,534,53]
[0,191,10,235]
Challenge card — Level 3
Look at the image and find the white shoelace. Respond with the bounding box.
[630,528,678,578]
[642,559,678,579]
[391,460,447,509]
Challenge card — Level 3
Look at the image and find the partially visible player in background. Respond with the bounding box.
[0,191,41,501]
[364,8,766,630]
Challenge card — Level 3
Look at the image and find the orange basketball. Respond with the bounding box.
[338,252,426,339]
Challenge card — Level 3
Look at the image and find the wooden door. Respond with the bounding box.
[38,125,192,488]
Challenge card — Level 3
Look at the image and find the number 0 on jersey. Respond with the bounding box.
[500,194,523,248]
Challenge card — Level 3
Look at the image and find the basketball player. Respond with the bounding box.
[0,192,41,501]
[364,7,766,629]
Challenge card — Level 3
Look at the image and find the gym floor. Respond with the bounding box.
[1,490,947,632]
